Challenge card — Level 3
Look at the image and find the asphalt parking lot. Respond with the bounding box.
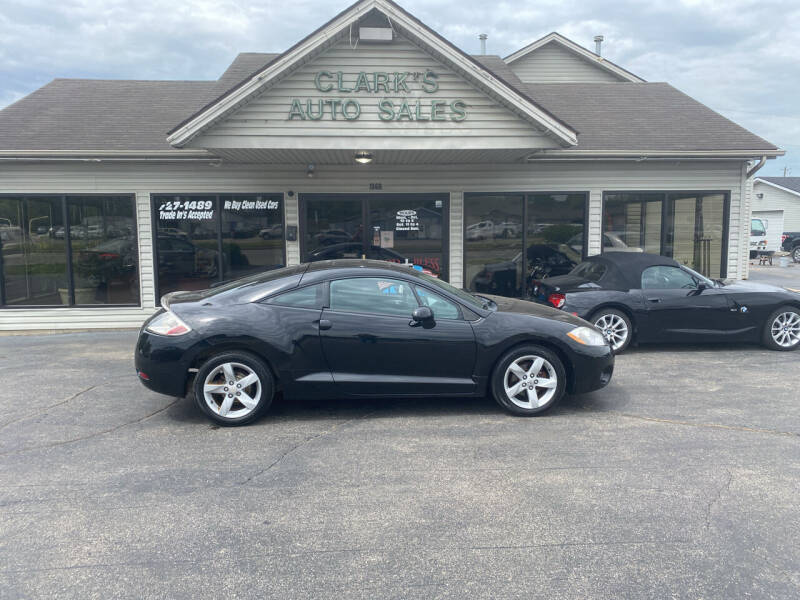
[1,332,799,598]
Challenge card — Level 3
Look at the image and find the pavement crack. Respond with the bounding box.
[0,397,181,456]
[239,410,375,485]
[704,469,733,530]
[0,385,97,431]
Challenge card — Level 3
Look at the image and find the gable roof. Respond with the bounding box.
[754,177,800,197]
[165,0,579,148]
[0,79,215,153]
[505,32,645,83]
[523,82,779,154]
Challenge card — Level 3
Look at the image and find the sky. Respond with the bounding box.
[0,0,798,175]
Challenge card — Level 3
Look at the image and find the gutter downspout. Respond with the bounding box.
[747,155,767,178]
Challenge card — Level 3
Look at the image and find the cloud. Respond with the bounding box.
[0,0,798,172]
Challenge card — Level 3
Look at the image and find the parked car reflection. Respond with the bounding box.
[471,244,576,297]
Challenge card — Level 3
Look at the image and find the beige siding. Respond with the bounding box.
[753,182,800,231]
[448,191,464,288]
[191,37,556,151]
[0,159,746,330]
[509,42,624,84]
[284,191,300,265]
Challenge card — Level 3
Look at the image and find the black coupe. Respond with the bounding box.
[136,260,614,425]
[532,253,800,353]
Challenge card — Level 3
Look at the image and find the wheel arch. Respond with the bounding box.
[188,339,281,388]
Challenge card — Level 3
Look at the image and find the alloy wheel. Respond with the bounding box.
[503,355,558,409]
[202,362,262,418]
[594,313,629,351]
[793,247,800,263]
[770,311,800,348]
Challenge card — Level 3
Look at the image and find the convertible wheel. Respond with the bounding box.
[193,352,274,425]
[793,247,800,263]
[491,345,566,416]
[591,309,632,353]
[763,307,800,351]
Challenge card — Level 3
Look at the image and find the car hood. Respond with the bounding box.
[480,293,587,327]
[719,280,794,294]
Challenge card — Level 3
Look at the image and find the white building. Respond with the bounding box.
[0,0,783,331]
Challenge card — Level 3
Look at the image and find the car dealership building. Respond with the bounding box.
[0,0,783,331]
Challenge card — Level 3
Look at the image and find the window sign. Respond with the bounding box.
[396,209,419,232]
[153,193,285,299]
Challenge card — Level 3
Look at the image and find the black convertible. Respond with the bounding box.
[532,253,800,353]
[136,260,614,425]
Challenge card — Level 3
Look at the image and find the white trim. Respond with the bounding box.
[527,149,784,160]
[753,178,800,198]
[504,32,645,83]
[166,0,578,149]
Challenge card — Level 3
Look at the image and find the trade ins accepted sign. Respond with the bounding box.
[288,70,467,122]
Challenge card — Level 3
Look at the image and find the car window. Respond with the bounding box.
[641,266,698,290]
[265,283,323,309]
[751,219,766,236]
[415,286,461,320]
[329,277,419,317]
[570,261,607,282]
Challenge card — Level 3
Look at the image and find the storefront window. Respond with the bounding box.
[603,192,727,278]
[221,194,284,280]
[465,192,587,298]
[1,195,137,307]
[301,194,447,278]
[464,194,524,297]
[153,194,285,298]
[67,196,139,305]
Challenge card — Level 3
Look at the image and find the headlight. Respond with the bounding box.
[566,326,607,346]
[146,311,192,336]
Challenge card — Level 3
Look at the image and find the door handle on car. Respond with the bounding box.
[647,297,662,303]
[317,319,332,330]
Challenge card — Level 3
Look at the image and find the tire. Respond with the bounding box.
[491,345,566,416]
[762,306,800,351]
[590,308,632,353]
[193,351,274,426]
[793,246,800,263]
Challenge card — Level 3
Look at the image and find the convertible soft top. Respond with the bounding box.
[584,252,679,290]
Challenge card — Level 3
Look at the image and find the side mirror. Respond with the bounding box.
[412,306,434,322]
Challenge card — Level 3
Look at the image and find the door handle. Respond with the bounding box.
[647,298,662,303]
[318,319,332,331]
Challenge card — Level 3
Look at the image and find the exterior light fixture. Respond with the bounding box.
[306,163,315,178]
[354,151,373,165]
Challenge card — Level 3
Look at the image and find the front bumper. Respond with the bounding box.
[566,343,615,394]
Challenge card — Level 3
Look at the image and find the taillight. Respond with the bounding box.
[548,293,566,309]
[98,253,120,260]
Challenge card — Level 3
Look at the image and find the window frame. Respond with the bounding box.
[462,191,590,299]
[151,193,286,305]
[601,190,731,278]
[0,193,139,309]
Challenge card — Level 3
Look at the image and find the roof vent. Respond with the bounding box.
[594,35,604,56]
[479,33,488,55]
[359,27,393,43]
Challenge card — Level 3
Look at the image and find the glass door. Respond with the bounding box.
[301,194,448,279]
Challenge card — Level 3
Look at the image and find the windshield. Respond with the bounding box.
[569,261,607,282]
[681,265,716,287]
[413,271,487,310]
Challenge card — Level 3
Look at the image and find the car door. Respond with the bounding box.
[639,265,738,342]
[320,276,477,396]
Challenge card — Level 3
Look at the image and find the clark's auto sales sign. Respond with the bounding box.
[288,70,467,122]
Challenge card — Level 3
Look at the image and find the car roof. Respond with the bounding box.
[301,259,425,282]
[583,252,680,289]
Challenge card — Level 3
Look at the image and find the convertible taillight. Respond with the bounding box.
[548,293,566,309]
